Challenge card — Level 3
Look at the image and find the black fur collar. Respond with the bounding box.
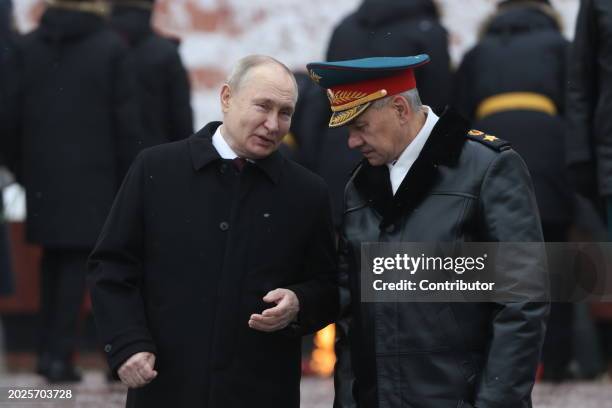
[352,107,470,228]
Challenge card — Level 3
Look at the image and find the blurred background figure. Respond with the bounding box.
[3,0,142,382]
[0,0,16,375]
[110,0,193,150]
[276,71,321,165]
[567,0,612,219]
[0,0,16,126]
[567,0,612,380]
[326,0,451,110]
[299,0,453,227]
[280,71,330,176]
[452,0,574,381]
[1,0,17,171]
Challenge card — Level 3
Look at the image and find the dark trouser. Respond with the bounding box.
[541,222,573,380]
[602,197,612,372]
[0,199,14,296]
[38,248,88,363]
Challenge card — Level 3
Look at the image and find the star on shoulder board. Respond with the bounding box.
[467,129,511,152]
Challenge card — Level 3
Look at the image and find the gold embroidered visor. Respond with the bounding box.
[306,55,430,127]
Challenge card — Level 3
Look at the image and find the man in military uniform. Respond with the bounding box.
[307,55,548,407]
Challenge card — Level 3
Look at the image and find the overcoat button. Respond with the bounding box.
[219,222,230,231]
[104,344,112,353]
[219,163,228,174]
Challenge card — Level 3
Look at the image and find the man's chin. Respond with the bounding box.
[247,146,276,159]
[365,157,384,166]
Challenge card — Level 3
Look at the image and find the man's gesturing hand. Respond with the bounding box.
[249,288,299,332]
[118,352,158,388]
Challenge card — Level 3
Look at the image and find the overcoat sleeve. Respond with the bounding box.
[474,149,549,408]
[88,153,156,376]
[285,182,339,335]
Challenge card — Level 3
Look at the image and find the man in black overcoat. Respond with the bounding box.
[88,55,339,408]
[307,55,548,408]
[3,0,142,382]
[110,0,193,149]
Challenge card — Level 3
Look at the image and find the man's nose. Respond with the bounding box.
[347,131,363,149]
[264,113,279,133]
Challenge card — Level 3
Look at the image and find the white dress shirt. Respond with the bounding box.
[212,125,239,159]
[387,106,439,195]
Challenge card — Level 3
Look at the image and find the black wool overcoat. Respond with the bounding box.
[4,8,142,248]
[88,122,339,408]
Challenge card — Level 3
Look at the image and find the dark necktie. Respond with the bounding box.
[232,157,247,172]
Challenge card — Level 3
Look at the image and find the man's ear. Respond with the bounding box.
[220,84,232,113]
[391,95,411,124]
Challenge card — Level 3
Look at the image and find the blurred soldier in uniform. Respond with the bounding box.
[0,0,17,166]
[327,0,451,110]
[4,0,142,382]
[452,0,573,380]
[567,0,612,379]
[111,0,193,149]
[275,71,319,164]
[307,55,548,407]
[567,0,612,220]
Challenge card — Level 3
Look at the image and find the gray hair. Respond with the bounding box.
[370,88,422,112]
[226,54,298,97]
